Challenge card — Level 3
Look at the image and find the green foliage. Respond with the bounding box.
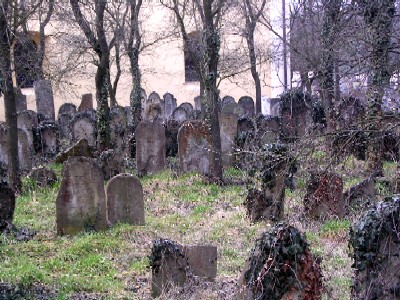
[349,196,400,271]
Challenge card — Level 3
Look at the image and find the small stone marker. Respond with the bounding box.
[304,171,345,219]
[29,167,57,187]
[177,121,213,175]
[34,80,55,121]
[150,239,217,298]
[238,96,255,118]
[56,157,108,235]
[219,113,238,167]
[106,173,144,226]
[0,181,15,230]
[350,196,400,300]
[135,121,166,176]
[78,93,94,111]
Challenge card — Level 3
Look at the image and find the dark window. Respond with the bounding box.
[184,32,202,82]
[14,39,38,88]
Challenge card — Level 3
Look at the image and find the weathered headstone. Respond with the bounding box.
[78,93,94,112]
[106,173,145,226]
[0,182,15,230]
[194,95,202,111]
[171,107,188,123]
[221,95,235,108]
[256,115,280,144]
[17,110,37,150]
[110,106,128,149]
[98,149,126,180]
[236,117,255,151]
[18,129,32,172]
[238,223,323,300]
[166,120,180,157]
[28,167,57,187]
[177,121,213,175]
[135,121,166,176]
[56,157,108,235]
[238,96,255,118]
[350,197,400,300]
[143,102,163,122]
[150,239,217,298]
[57,112,74,141]
[58,103,77,115]
[221,101,244,117]
[219,113,238,168]
[304,171,345,219]
[164,93,177,119]
[15,89,27,113]
[34,121,58,157]
[179,102,194,114]
[33,80,55,121]
[55,139,94,164]
[71,111,97,147]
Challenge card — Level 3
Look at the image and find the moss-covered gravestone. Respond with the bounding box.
[238,223,323,300]
[349,196,400,300]
[56,157,108,235]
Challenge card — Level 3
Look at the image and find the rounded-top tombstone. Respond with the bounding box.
[179,102,194,114]
[221,95,235,108]
[171,107,188,124]
[106,173,145,226]
[58,103,77,116]
[221,101,244,117]
[238,96,255,118]
[164,93,177,119]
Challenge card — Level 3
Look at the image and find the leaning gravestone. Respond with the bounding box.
[171,107,188,123]
[78,93,94,112]
[349,196,400,300]
[237,223,323,300]
[135,121,166,176]
[219,113,238,167]
[56,157,108,235]
[106,173,145,226]
[18,129,32,172]
[149,239,217,298]
[177,121,213,175]
[72,111,97,147]
[34,80,55,121]
[15,89,27,112]
[164,93,177,119]
[0,182,15,230]
[304,171,345,219]
[179,102,194,114]
[58,103,77,115]
[238,96,255,118]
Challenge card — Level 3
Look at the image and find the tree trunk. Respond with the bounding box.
[96,54,111,151]
[247,25,261,114]
[203,0,223,180]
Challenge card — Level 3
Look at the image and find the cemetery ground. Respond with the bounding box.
[0,154,397,300]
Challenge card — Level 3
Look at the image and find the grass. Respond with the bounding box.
[1,163,377,299]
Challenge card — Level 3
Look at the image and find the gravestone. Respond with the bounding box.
[219,113,238,167]
[110,106,128,149]
[15,89,27,112]
[72,111,97,147]
[164,93,177,119]
[171,107,188,124]
[238,223,323,300]
[350,197,400,300]
[56,157,108,235]
[29,167,57,187]
[221,95,235,108]
[58,103,77,115]
[57,112,74,141]
[179,102,194,114]
[256,115,280,144]
[17,110,37,149]
[236,117,255,150]
[78,93,94,112]
[166,120,180,157]
[55,139,94,164]
[34,80,55,121]
[34,121,58,157]
[194,96,202,111]
[304,171,345,219]
[177,121,213,175]
[0,182,15,230]
[144,102,163,122]
[106,173,145,226]
[18,129,32,172]
[238,96,255,118]
[150,239,217,298]
[221,101,244,117]
[135,121,166,176]
[98,149,126,180]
